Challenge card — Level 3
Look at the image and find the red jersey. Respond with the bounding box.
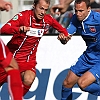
[1,10,68,63]
[0,38,12,68]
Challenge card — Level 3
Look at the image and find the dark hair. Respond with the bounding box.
[33,0,50,5]
[75,0,91,8]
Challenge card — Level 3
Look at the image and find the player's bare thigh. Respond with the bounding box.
[21,70,36,86]
[78,71,96,89]
[63,70,79,88]
[5,58,19,72]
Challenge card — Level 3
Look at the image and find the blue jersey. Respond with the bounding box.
[67,10,100,49]
[67,10,100,80]
[67,10,100,62]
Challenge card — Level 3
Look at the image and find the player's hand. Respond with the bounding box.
[58,33,72,44]
[19,26,30,33]
[0,0,13,12]
[50,4,68,16]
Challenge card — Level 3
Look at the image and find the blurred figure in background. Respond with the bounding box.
[0,0,12,11]
[50,0,73,15]
[90,0,100,9]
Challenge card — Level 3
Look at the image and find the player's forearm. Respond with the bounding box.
[52,18,68,36]
[1,24,19,35]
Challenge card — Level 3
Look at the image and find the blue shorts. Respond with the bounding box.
[70,53,100,84]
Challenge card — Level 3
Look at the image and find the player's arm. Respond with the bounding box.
[58,33,72,44]
[1,13,20,34]
[19,26,30,33]
[1,23,30,35]
[50,0,74,15]
[1,12,29,34]
[1,20,20,35]
[48,15,68,36]
[47,15,72,44]
[1,11,30,35]
[57,15,77,44]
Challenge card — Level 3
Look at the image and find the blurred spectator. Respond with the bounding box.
[90,0,100,8]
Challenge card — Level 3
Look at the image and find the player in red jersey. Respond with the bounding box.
[1,0,71,95]
[0,0,23,100]
[0,39,23,100]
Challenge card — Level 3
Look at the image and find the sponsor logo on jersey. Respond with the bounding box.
[88,26,96,33]
[26,28,44,37]
[12,15,18,20]
[38,30,43,35]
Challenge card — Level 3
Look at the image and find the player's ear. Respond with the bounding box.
[32,3,35,9]
[88,6,91,12]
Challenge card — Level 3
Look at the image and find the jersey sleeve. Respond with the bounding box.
[46,15,68,36]
[1,12,25,35]
[67,15,77,35]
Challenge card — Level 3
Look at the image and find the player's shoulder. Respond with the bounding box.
[70,14,78,21]
[44,14,53,19]
[12,10,32,21]
[70,14,79,24]
[92,10,100,16]
[43,14,54,24]
[92,10,100,21]
[18,10,32,16]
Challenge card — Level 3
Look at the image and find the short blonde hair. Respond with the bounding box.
[33,0,50,6]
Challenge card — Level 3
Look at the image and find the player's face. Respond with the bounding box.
[34,0,49,20]
[74,1,91,21]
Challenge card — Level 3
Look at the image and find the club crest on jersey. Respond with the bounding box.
[12,15,18,20]
[88,26,96,33]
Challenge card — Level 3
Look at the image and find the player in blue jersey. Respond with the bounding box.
[57,0,100,99]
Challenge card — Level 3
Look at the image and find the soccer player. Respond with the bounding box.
[57,0,100,99]
[1,0,71,96]
[0,0,23,100]
[0,39,23,100]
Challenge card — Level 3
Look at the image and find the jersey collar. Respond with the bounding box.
[83,10,91,22]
